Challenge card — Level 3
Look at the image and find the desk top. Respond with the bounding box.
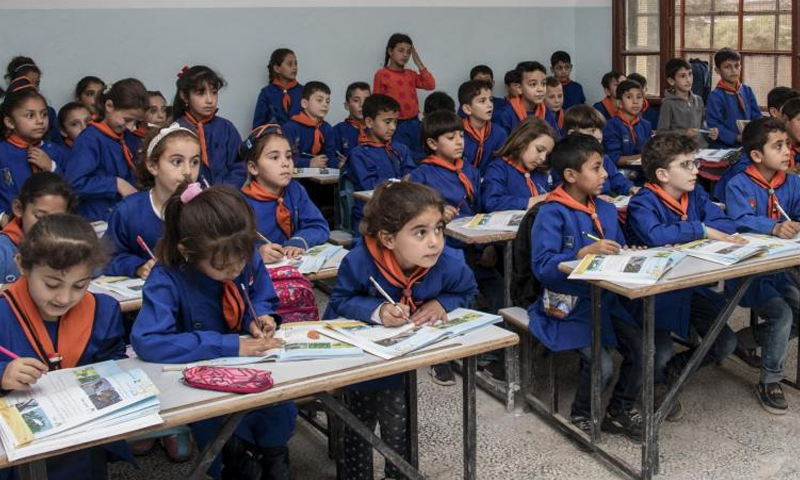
[445,216,518,244]
[353,190,373,202]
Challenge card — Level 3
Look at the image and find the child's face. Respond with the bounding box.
[784,114,800,143]
[273,54,298,81]
[552,61,572,81]
[302,91,331,121]
[145,95,168,126]
[472,73,494,86]
[717,59,741,84]
[388,42,412,68]
[12,195,69,234]
[519,134,555,171]
[381,206,445,271]
[620,88,644,116]
[668,68,693,93]
[753,130,791,172]
[605,76,626,97]
[427,130,464,162]
[248,136,294,192]
[544,84,564,112]
[463,88,494,122]
[196,253,247,283]
[567,152,607,197]
[61,107,91,141]
[366,110,399,143]
[656,153,699,193]
[570,127,603,143]
[4,97,48,141]
[79,81,103,113]
[21,262,93,321]
[185,83,218,118]
[346,88,370,120]
[520,70,547,105]
[104,103,144,134]
[148,137,201,194]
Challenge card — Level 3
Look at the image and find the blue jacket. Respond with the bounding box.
[706,84,761,148]
[713,154,750,203]
[562,81,586,110]
[252,83,304,127]
[462,122,507,177]
[495,104,557,135]
[0,234,19,283]
[641,103,660,129]
[244,180,329,249]
[481,159,551,212]
[593,99,614,120]
[332,121,360,159]
[0,139,67,213]
[175,115,245,188]
[408,160,482,218]
[281,119,337,168]
[105,190,163,277]
[603,115,652,165]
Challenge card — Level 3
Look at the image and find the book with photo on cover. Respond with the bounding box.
[674,238,766,266]
[464,211,526,231]
[569,248,686,285]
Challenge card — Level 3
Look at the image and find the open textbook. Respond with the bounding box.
[464,211,526,232]
[569,249,686,285]
[316,308,502,360]
[266,243,345,274]
[89,276,145,302]
[292,168,340,179]
[674,237,769,265]
[0,361,161,461]
[695,148,740,163]
[162,321,364,371]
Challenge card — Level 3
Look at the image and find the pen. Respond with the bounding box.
[775,202,792,222]
[584,232,602,242]
[369,276,411,324]
[256,231,272,245]
[0,345,19,360]
[697,129,712,134]
[136,236,156,261]
[240,283,271,338]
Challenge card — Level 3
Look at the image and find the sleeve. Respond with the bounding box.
[578,86,586,105]
[706,92,738,147]
[64,136,118,199]
[219,122,246,188]
[373,70,387,95]
[725,179,777,234]
[433,251,478,312]
[656,101,673,132]
[531,208,586,296]
[602,123,623,165]
[286,185,330,249]
[322,124,339,168]
[104,205,148,277]
[400,146,417,175]
[605,159,634,194]
[415,69,436,90]
[283,123,309,168]
[252,88,269,130]
[627,194,704,246]
[349,148,382,190]
[495,107,514,134]
[481,166,528,212]
[90,296,128,362]
[698,187,736,234]
[0,239,19,282]
[244,253,279,330]
[327,253,385,322]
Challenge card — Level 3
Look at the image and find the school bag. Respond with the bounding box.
[510,203,544,307]
[690,58,712,104]
[266,265,320,323]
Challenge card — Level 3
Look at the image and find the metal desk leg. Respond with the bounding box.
[503,240,513,308]
[590,285,603,445]
[406,369,419,469]
[186,411,248,480]
[641,296,657,480]
[463,355,478,480]
[17,460,47,480]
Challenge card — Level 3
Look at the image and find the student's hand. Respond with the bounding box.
[411,45,424,69]
[735,134,742,144]
[410,300,447,326]
[708,128,719,141]
[249,314,277,339]
[443,205,458,222]
[577,239,621,258]
[772,221,800,239]
[527,194,547,210]
[1,358,48,391]
[622,245,646,251]
[259,243,285,264]
[135,259,156,280]
[337,152,347,167]
[477,245,497,268]
[687,128,699,138]
[283,246,305,259]
[706,228,748,244]
[309,156,328,168]
[27,147,53,172]
[239,336,283,357]
[629,186,641,195]
[116,178,137,197]
[379,302,411,327]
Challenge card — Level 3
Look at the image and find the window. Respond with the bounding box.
[617,0,664,95]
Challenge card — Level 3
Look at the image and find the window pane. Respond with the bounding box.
[743,15,777,50]
[777,55,792,92]
[675,10,682,48]
[715,0,740,13]
[686,0,712,14]
[743,0,778,12]
[713,16,738,49]
[742,55,776,107]
[624,55,661,94]
[626,5,660,49]
[636,0,658,13]
[777,13,792,50]
[685,16,712,48]
[780,0,791,10]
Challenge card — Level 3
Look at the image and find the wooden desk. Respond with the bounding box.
[7,326,518,480]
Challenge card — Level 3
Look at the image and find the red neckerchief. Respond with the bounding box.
[346,117,369,145]
[560,78,571,86]
[644,183,689,221]
[221,283,244,332]
[546,185,605,238]
[716,80,746,113]
[508,96,545,122]
[422,154,474,200]
[1,217,24,245]
[290,112,323,155]
[601,96,617,117]
[502,157,537,197]
[6,134,44,174]
[745,164,787,220]
[131,124,147,138]
[91,121,136,171]
[64,137,74,148]
[182,110,217,168]
[556,109,564,129]
[641,98,650,114]
[615,111,641,144]
[363,235,430,313]
[241,182,292,238]
[462,118,492,168]
[272,78,299,112]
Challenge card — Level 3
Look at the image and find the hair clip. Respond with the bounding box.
[180,182,204,204]
[386,178,401,185]
[146,122,196,159]
[239,124,283,159]
[11,63,37,75]
[6,76,36,94]
[177,65,190,78]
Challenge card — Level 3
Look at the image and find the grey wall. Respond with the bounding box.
[0,6,612,134]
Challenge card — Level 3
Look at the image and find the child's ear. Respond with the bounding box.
[364,116,375,129]
[105,99,115,113]
[11,199,23,219]
[246,160,259,177]
[177,243,190,261]
[713,66,721,76]
[425,137,438,152]
[750,149,764,164]
[13,253,25,278]
[655,167,670,184]
[145,158,159,178]
[666,77,676,87]
[300,98,309,110]
[562,167,578,184]
[377,230,396,250]
[60,127,69,138]
[2,116,15,131]
[462,104,474,116]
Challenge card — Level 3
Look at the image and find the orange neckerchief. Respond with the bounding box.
[745,164,787,220]
[556,109,564,130]
[644,183,689,221]
[502,157,538,197]
[462,119,492,168]
[290,112,323,155]
[221,282,245,332]
[6,135,44,174]
[346,117,369,146]
[601,96,617,117]
[3,277,95,369]
[422,155,474,200]
[716,80,746,113]
[272,78,299,112]
[182,110,216,169]
[641,98,650,114]
[91,121,136,171]
[131,124,147,138]
[615,111,641,144]
[546,185,605,238]
[241,181,292,238]
[1,217,24,245]
[560,78,571,86]
[363,235,430,313]
[508,97,546,122]
[64,137,74,148]
[789,142,799,170]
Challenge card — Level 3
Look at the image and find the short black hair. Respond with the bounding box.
[714,47,741,69]
[421,110,464,154]
[470,65,493,80]
[616,79,643,100]
[549,134,605,179]
[627,73,647,88]
[742,117,786,158]
[57,102,90,130]
[516,61,548,76]
[423,91,455,115]
[550,51,572,66]
[601,71,625,89]
[504,69,521,87]
[563,105,606,132]
[458,80,493,107]
[545,76,561,88]
[362,94,399,120]
[665,58,692,79]
[781,97,800,122]
[17,172,78,213]
[345,82,370,101]
[767,86,800,112]
[302,81,331,100]
[641,133,698,183]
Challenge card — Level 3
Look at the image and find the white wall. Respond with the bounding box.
[0,4,612,134]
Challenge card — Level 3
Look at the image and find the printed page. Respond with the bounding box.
[293,168,340,178]
[675,239,765,265]
[569,249,685,285]
[464,211,526,231]
[90,276,145,301]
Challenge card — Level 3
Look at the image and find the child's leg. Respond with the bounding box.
[344,389,381,480]
[376,387,410,480]
[754,294,794,384]
[570,346,613,419]
[243,402,297,480]
[607,317,643,416]
[670,292,737,374]
[653,329,676,385]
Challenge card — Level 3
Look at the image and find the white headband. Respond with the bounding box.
[146,122,197,159]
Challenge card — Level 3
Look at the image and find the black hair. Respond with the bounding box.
[421,110,464,154]
[665,58,692,79]
[4,56,40,83]
[384,33,413,67]
[767,86,800,112]
[781,97,800,122]
[627,73,647,88]
[714,47,741,69]
[0,76,47,138]
[615,79,643,100]
[345,82,370,101]
[601,70,625,89]
[267,48,296,82]
[95,78,149,121]
[563,104,606,132]
[549,134,605,179]
[361,181,445,237]
[362,94,400,120]
[458,80,493,107]
[641,133,699,183]
[516,61,548,76]
[550,51,572,66]
[172,66,225,119]
[74,76,105,99]
[57,102,90,130]
[301,81,331,100]
[18,213,107,272]
[423,91,455,116]
[504,69,521,87]
[16,172,77,214]
[742,117,786,159]
[469,65,494,81]
[545,76,561,88]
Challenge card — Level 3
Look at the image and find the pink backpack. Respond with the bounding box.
[266,265,320,323]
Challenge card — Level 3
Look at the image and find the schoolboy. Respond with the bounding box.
[544,76,565,139]
[496,61,555,134]
[550,50,586,109]
[593,71,626,120]
[281,81,338,168]
[458,80,508,176]
[706,47,762,148]
[503,69,522,102]
[627,73,660,127]
[603,79,653,170]
[469,64,509,113]
[333,81,370,159]
[766,86,800,119]
[657,58,719,149]
[780,97,800,168]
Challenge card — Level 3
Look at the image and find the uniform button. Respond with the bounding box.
[193,322,203,329]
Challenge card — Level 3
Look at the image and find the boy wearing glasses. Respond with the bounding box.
[626,132,741,420]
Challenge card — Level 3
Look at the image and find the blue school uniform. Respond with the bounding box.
[561,81,586,110]
[527,198,635,350]
[706,83,761,148]
[495,104,557,135]
[545,109,564,140]
[281,119,337,168]
[393,118,425,162]
[408,159,482,217]
[481,159,550,212]
[603,115,652,166]
[244,180,329,249]
[713,154,751,203]
[463,122,507,177]
[176,115,245,188]
[46,106,62,145]
[252,82,304,127]
[104,190,162,278]
[0,234,19,284]
[640,102,660,129]
[593,99,614,120]
[332,120,361,159]
[551,155,633,196]
[0,139,67,214]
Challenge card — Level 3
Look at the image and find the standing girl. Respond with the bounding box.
[252,48,303,127]
[174,65,245,188]
[64,78,149,221]
[4,56,61,144]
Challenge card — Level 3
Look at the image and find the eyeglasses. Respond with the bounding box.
[671,158,701,171]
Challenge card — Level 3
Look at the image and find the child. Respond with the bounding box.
[145,90,169,128]
[657,58,719,149]
[74,76,106,115]
[627,73,660,127]
[458,79,508,176]
[373,33,436,161]
[0,213,129,480]
[593,71,626,120]
[57,102,92,148]
[469,64,509,113]
[482,117,556,212]
[0,172,75,284]
[0,76,68,214]
[4,56,61,144]
[174,65,245,187]
[544,76,565,139]
[324,180,478,479]
[495,61,554,134]
[333,82,371,159]
[603,79,653,170]
[627,133,740,419]
[706,47,762,148]
[239,124,329,264]
[105,124,200,279]
[346,94,416,233]
[781,97,800,168]
[131,184,296,478]
[281,81,338,168]
[503,68,522,102]
[550,50,586,109]
[252,48,303,127]
[65,78,148,221]
[423,91,456,117]
[766,86,800,119]
[528,133,643,440]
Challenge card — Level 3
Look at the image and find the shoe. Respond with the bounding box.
[260,446,290,480]
[733,346,762,369]
[654,383,684,422]
[128,438,157,456]
[429,363,456,386]
[756,382,788,415]
[601,408,643,442]
[221,436,262,480]
[161,432,193,463]
[569,415,594,452]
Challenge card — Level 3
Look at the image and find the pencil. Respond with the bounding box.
[136,236,156,261]
[0,345,19,360]
[369,276,411,324]
[256,232,272,245]
[240,283,270,338]
[584,232,602,242]
[776,202,792,222]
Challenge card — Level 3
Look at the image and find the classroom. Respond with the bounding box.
[1,0,800,479]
